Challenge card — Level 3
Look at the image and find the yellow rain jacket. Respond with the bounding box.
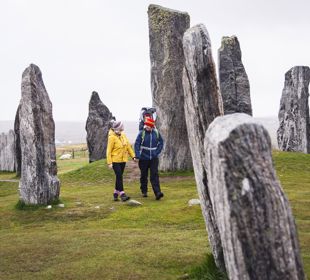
[106,129,135,165]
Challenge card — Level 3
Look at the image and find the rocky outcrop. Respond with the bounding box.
[0,130,16,172]
[277,66,310,153]
[18,64,60,205]
[218,36,252,115]
[86,91,114,163]
[205,113,305,280]
[182,24,224,270]
[148,4,192,171]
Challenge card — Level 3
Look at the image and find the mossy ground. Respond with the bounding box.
[0,150,309,279]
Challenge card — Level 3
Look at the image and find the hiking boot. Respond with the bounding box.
[113,193,119,201]
[155,192,164,200]
[142,192,148,197]
[120,193,130,202]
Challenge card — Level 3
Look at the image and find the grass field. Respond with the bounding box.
[0,150,309,279]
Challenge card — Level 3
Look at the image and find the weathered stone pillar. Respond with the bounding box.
[205,113,305,280]
[18,64,60,205]
[14,105,21,176]
[0,130,16,172]
[148,4,192,171]
[277,66,310,153]
[182,24,225,270]
[218,36,252,115]
[86,91,114,163]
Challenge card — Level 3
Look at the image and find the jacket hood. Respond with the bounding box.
[109,129,123,137]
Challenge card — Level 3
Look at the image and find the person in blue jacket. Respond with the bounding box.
[134,117,164,200]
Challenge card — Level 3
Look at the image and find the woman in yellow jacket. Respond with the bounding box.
[106,121,136,201]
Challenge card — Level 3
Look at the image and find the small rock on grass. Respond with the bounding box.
[126,199,142,206]
[188,199,200,206]
[58,204,65,208]
[46,205,52,209]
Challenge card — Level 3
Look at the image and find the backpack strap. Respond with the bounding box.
[141,128,159,146]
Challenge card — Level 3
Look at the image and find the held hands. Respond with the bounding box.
[108,164,113,169]
[133,157,138,163]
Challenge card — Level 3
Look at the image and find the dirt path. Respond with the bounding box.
[124,160,140,183]
[124,160,193,183]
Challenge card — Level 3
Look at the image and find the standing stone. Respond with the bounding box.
[86,91,114,163]
[14,105,21,176]
[148,4,192,171]
[18,64,60,205]
[182,24,225,270]
[277,66,310,153]
[218,36,252,115]
[205,113,305,280]
[0,130,16,172]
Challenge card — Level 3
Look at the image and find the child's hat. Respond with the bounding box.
[112,121,124,132]
[144,117,155,128]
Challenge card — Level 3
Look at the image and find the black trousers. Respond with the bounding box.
[138,158,161,195]
[112,162,126,192]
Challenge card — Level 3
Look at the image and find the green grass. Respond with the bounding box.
[0,171,19,181]
[0,150,309,279]
[188,254,228,280]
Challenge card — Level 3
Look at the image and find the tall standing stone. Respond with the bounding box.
[218,36,252,115]
[277,66,310,153]
[14,105,21,176]
[205,113,305,280]
[182,24,225,270]
[0,130,16,172]
[148,4,192,171]
[86,91,114,163]
[18,64,60,205]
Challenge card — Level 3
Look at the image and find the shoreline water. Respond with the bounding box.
[0,118,278,147]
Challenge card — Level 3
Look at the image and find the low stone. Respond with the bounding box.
[46,205,52,209]
[126,199,142,206]
[59,154,72,160]
[58,204,65,208]
[188,199,200,206]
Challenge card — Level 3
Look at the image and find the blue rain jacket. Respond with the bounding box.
[134,129,164,160]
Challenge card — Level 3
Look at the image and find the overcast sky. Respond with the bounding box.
[0,0,309,122]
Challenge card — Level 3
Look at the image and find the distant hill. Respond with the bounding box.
[0,117,279,147]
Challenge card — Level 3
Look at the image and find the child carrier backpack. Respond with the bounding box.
[139,107,157,130]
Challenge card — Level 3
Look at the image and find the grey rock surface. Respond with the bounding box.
[188,199,200,206]
[86,91,113,163]
[14,105,21,176]
[148,4,192,171]
[218,36,252,115]
[18,64,60,205]
[126,199,142,206]
[0,130,16,172]
[182,23,225,271]
[205,113,305,280]
[277,66,310,153]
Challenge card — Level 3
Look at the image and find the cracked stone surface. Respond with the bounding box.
[17,64,60,205]
[277,66,310,153]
